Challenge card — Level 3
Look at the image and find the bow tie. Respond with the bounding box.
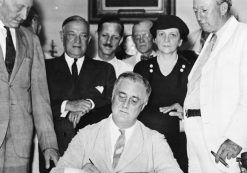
[140,55,153,61]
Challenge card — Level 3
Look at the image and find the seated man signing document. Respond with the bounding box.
[50,72,183,173]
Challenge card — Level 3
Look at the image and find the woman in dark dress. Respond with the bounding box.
[134,15,192,172]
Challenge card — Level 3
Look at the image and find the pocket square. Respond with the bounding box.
[95,86,104,93]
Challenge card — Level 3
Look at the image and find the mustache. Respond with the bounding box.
[103,44,113,48]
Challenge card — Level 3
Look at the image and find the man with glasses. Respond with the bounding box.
[51,72,183,173]
[124,20,156,67]
[40,15,116,172]
[184,0,247,172]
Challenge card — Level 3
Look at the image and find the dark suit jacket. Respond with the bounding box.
[0,26,58,160]
[45,54,116,155]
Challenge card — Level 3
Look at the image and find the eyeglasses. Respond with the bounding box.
[133,33,152,42]
[64,31,89,41]
[117,92,141,106]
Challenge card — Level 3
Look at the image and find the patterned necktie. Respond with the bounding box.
[188,33,217,93]
[72,58,78,82]
[140,54,151,61]
[112,129,125,169]
[4,26,16,75]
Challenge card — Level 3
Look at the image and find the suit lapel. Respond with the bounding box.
[9,28,27,83]
[115,122,143,171]
[90,118,112,172]
[78,58,96,87]
[202,17,238,74]
[0,44,8,82]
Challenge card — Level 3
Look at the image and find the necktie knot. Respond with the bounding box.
[119,129,125,135]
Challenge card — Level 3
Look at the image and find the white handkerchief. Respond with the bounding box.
[95,86,104,93]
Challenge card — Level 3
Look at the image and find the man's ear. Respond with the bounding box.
[119,37,123,46]
[220,2,228,15]
[59,31,64,42]
[141,101,148,111]
[88,34,92,44]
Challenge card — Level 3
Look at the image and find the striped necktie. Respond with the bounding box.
[112,129,125,169]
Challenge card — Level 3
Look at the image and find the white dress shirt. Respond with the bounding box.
[0,20,17,59]
[109,114,136,164]
[60,54,94,117]
[94,55,133,77]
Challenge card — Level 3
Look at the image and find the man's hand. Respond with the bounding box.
[68,111,85,128]
[43,148,59,169]
[215,139,242,163]
[81,163,101,173]
[66,99,92,113]
[159,103,184,119]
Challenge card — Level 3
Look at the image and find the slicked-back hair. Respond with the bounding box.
[62,15,89,32]
[97,16,124,37]
[112,72,152,103]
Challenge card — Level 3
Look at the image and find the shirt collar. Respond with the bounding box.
[64,53,85,66]
[110,114,137,139]
[95,54,117,64]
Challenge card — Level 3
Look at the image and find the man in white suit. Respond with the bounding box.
[51,72,183,173]
[184,0,247,172]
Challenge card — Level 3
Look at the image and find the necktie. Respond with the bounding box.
[188,34,217,93]
[72,58,78,82]
[4,26,16,75]
[112,129,125,169]
[140,55,150,61]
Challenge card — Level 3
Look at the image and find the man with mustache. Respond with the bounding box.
[94,16,133,77]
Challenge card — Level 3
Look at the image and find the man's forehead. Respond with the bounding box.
[193,0,214,7]
[134,24,151,33]
[117,79,145,96]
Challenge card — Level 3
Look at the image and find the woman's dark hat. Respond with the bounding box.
[151,15,189,41]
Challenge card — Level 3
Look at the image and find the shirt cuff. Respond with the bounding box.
[61,100,69,118]
[86,99,95,109]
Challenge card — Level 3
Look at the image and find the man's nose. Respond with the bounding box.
[140,36,145,43]
[196,12,202,22]
[74,35,81,43]
[106,37,113,44]
[122,99,130,109]
[20,8,29,20]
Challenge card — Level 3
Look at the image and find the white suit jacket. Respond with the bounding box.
[51,116,183,173]
[185,16,247,172]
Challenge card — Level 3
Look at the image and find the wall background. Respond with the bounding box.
[35,0,247,57]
